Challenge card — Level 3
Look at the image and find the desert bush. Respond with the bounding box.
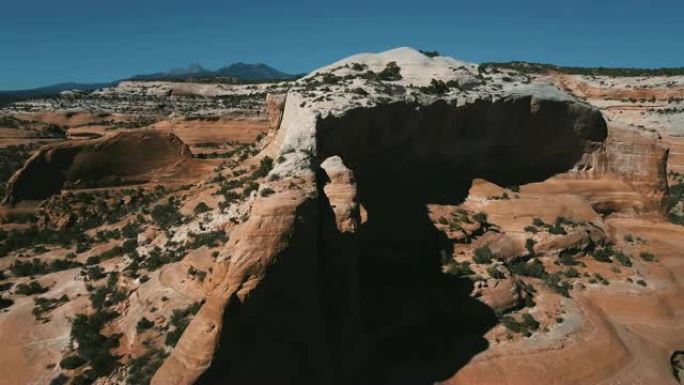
[127,348,167,385]
[15,280,49,295]
[193,202,211,214]
[151,198,183,229]
[525,238,536,257]
[521,313,539,330]
[165,302,202,347]
[188,231,227,249]
[377,61,402,81]
[419,49,440,58]
[136,317,154,333]
[70,310,120,377]
[420,79,450,95]
[473,246,494,264]
[10,259,47,277]
[260,187,275,197]
[613,251,632,267]
[59,355,86,369]
[253,156,274,178]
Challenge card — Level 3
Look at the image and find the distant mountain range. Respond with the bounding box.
[130,63,297,82]
[0,63,299,105]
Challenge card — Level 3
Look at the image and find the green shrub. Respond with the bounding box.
[420,79,450,95]
[193,202,211,214]
[521,313,539,330]
[32,295,69,319]
[49,258,82,272]
[377,61,402,81]
[473,212,488,225]
[15,280,49,295]
[507,258,546,278]
[500,316,531,337]
[187,266,207,282]
[49,373,69,385]
[547,223,566,235]
[592,247,613,263]
[350,62,366,71]
[70,310,120,377]
[260,187,275,197]
[243,182,259,197]
[559,248,580,266]
[613,251,632,267]
[188,231,227,249]
[136,317,154,333]
[86,266,106,281]
[121,221,141,240]
[473,246,494,264]
[127,348,167,385]
[443,260,474,277]
[151,199,183,229]
[487,266,505,279]
[165,302,202,347]
[253,156,274,178]
[640,252,656,262]
[525,238,536,257]
[10,259,47,277]
[419,50,440,58]
[59,354,86,369]
[0,296,14,309]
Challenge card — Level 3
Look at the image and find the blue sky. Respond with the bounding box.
[1,0,682,90]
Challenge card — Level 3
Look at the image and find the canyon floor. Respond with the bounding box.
[0,48,683,385]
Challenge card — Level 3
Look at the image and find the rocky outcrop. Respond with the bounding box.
[1,129,191,205]
[153,48,673,385]
[265,93,287,132]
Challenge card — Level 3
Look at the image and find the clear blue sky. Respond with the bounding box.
[1,0,682,90]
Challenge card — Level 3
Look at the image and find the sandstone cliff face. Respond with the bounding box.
[2,129,191,205]
[152,48,676,385]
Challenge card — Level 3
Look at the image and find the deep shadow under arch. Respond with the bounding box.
[198,97,607,385]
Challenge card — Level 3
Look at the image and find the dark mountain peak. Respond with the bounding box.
[215,62,293,81]
[166,63,208,76]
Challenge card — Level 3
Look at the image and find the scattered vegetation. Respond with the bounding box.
[136,317,154,333]
[151,197,184,229]
[419,50,440,58]
[501,313,539,337]
[480,61,684,77]
[260,187,275,197]
[377,61,402,81]
[127,348,168,385]
[33,295,69,320]
[193,202,211,214]
[473,246,494,264]
[640,252,656,262]
[419,78,461,94]
[69,309,121,379]
[165,301,203,347]
[15,280,49,295]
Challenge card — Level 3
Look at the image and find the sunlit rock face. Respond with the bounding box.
[0,47,679,385]
[152,48,678,385]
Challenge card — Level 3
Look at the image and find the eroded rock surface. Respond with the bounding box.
[0,47,682,385]
[153,48,681,385]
